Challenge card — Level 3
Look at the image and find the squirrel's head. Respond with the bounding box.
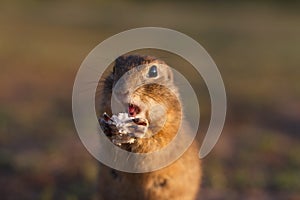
[111,55,181,136]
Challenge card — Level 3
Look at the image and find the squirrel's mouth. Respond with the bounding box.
[128,103,141,117]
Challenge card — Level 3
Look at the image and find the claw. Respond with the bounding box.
[103,112,114,123]
[132,118,148,126]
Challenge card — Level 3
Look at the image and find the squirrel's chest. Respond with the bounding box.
[99,153,201,200]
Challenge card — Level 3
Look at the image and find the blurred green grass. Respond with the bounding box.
[0,1,300,200]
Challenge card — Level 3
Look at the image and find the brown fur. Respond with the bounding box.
[97,55,201,200]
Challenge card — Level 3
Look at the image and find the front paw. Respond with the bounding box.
[99,112,149,146]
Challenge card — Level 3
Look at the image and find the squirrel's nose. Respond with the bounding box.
[115,91,130,102]
[119,91,129,98]
[122,91,129,96]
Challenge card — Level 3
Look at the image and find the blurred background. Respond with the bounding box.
[1,0,300,199]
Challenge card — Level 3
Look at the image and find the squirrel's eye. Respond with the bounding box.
[148,65,158,78]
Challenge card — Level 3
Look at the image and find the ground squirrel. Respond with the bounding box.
[97,55,201,200]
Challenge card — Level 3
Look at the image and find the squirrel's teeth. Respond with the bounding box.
[128,104,136,117]
[128,103,141,117]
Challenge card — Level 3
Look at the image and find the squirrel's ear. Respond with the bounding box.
[167,69,174,82]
